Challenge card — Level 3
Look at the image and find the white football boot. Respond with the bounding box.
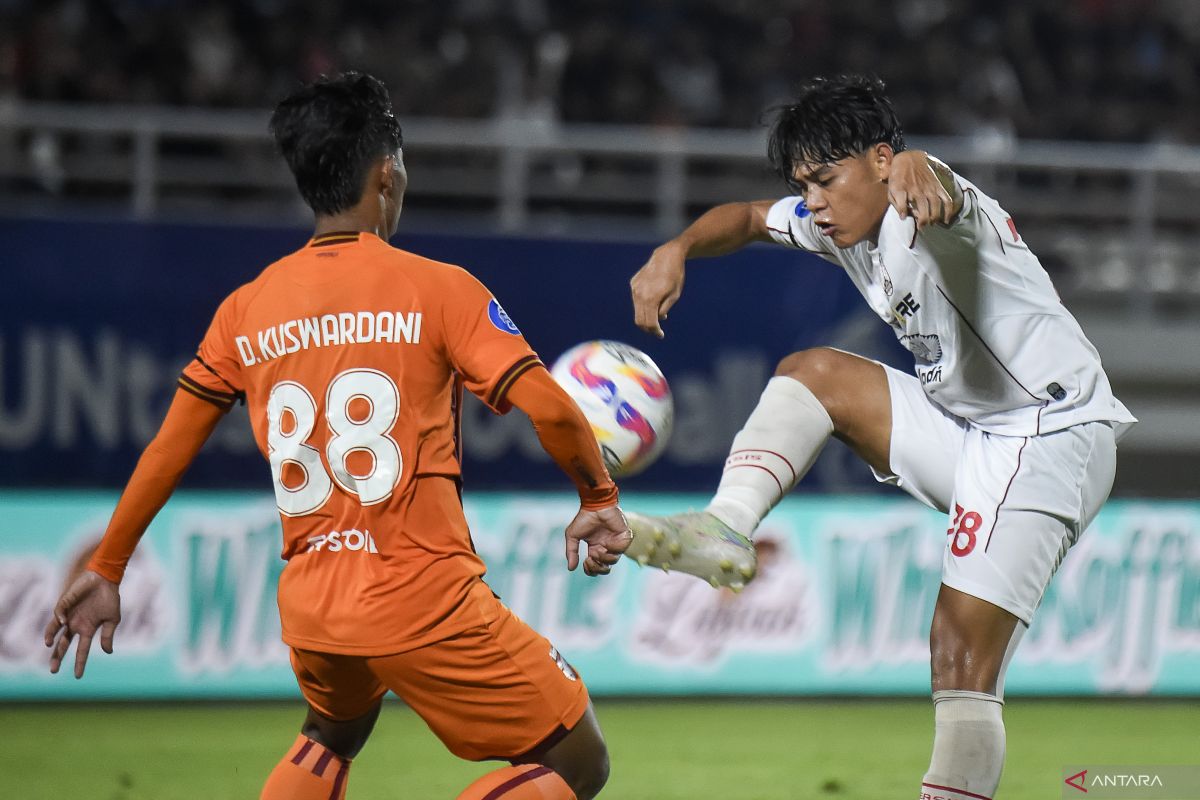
[623,510,757,590]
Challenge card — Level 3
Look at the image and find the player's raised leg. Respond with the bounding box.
[624,347,892,585]
[708,347,893,532]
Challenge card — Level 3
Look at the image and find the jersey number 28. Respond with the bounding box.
[266,369,402,516]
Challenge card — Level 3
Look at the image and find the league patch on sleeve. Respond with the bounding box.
[794,199,811,218]
[488,298,521,335]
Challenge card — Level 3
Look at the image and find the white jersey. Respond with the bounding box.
[765,170,1136,437]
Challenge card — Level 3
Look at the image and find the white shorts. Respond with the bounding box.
[875,365,1118,624]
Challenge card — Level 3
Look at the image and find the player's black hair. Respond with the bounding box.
[767,74,906,192]
[269,71,403,216]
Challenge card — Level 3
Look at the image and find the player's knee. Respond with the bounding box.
[774,348,846,413]
[776,347,840,381]
[300,703,380,760]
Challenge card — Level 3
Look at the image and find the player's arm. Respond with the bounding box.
[43,389,225,678]
[504,366,632,576]
[631,200,776,338]
[887,150,964,229]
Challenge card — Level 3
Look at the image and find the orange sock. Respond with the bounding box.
[456,764,577,800]
[260,734,351,800]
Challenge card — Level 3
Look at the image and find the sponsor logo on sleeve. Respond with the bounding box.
[488,298,521,335]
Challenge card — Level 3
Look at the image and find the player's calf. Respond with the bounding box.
[920,690,1005,800]
[261,734,352,800]
[920,588,1025,800]
[260,701,378,799]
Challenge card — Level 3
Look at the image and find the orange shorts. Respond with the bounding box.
[289,585,589,762]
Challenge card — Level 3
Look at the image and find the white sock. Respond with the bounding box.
[921,691,1005,800]
[705,376,833,537]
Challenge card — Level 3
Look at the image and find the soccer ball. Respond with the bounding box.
[550,340,674,478]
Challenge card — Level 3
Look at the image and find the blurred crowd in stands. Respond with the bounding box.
[2,0,1198,143]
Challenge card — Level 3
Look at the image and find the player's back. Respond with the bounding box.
[185,231,542,655]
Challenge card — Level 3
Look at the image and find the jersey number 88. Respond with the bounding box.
[266,369,402,516]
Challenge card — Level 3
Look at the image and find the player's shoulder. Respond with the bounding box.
[373,240,481,287]
[765,195,812,233]
[765,195,842,257]
[769,195,808,217]
[876,206,921,253]
[223,253,293,310]
[930,167,1003,219]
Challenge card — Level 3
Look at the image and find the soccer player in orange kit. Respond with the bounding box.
[43,71,632,800]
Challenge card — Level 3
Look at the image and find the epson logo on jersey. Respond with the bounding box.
[488,299,521,335]
[306,529,379,554]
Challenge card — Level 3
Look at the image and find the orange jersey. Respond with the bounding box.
[178,231,542,655]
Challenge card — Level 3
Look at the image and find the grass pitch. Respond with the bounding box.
[5,699,1195,799]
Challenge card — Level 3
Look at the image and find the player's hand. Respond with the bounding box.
[630,242,686,338]
[565,505,634,576]
[44,569,121,679]
[887,150,955,231]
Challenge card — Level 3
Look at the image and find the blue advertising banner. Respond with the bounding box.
[3,491,1198,700]
[0,215,906,492]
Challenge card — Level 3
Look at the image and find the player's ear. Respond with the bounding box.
[378,156,394,193]
[873,142,895,182]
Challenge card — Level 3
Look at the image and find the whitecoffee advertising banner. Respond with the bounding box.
[2,492,1198,699]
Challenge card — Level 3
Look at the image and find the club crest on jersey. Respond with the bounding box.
[488,298,521,335]
[901,333,943,365]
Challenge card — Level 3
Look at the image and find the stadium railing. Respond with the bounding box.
[2,102,1200,307]
[1,103,1198,491]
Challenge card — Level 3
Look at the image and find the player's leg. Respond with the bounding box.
[713,346,896,526]
[625,348,906,585]
[921,586,1018,800]
[458,704,608,799]
[300,699,383,758]
[513,700,607,796]
[374,584,606,800]
[921,422,1117,800]
[261,649,387,800]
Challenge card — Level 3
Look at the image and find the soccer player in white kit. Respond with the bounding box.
[626,75,1135,800]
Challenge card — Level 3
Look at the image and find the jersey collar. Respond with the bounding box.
[308,231,387,247]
